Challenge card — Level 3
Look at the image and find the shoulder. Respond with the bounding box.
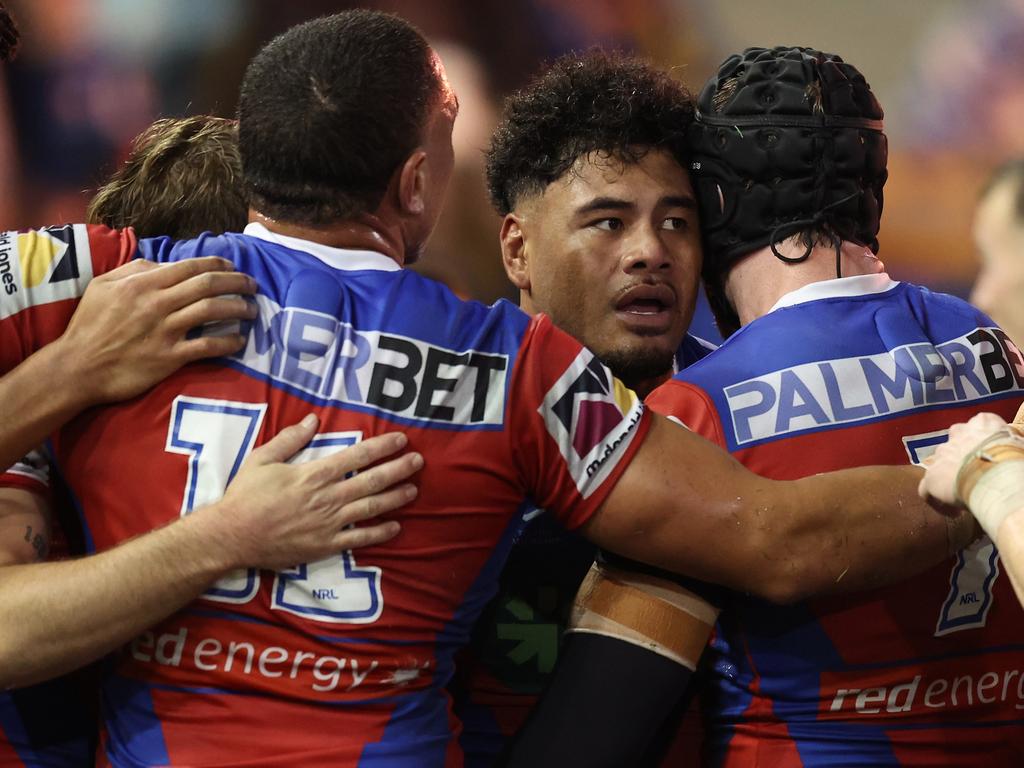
[0,224,136,319]
[676,332,718,369]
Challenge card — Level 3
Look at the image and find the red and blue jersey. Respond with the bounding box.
[647,274,1024,767]
[0,223,650,767]
[0,454,97,768]
[0,668,97,768]
[452,333,716,767]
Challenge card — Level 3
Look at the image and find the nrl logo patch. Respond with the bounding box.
[539,350,644,498]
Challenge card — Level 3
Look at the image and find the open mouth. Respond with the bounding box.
[614,284,677,331]
[618,297,668,315]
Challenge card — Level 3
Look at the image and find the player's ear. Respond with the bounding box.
[500,213,530,291]
[398,149,429,216]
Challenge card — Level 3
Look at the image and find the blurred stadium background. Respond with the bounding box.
[1,0,1018,342]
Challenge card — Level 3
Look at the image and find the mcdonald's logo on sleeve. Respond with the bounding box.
[539,349,644,498]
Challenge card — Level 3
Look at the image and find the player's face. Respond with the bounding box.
[516,148,702,389]
[972,179,1024,347]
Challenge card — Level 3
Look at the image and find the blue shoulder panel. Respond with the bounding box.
[675,283,1024,451]
[138,234,532,430]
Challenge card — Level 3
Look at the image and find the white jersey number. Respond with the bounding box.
[903,430,1000,636]
[166,396,383,623]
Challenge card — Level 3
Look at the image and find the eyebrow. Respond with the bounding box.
[574,194,697,216]
[575,197,634,216]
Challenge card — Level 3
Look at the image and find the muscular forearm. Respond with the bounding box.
[0,340,96,471]
[0,506,235,688]
[588,416,971,604]
[774,464,969,600]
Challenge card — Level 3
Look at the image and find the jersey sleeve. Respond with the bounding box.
[0,450,50,496]
[508,314,651,531]
[646,378,727,447]
[0,224,137,372]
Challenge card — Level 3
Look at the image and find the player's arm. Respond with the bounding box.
[583,415,972,604]
[994,507,1024,606]
[0,255,257,471]
[0,416,421,688]
[919,410,1024,606]
[502,560,718,767]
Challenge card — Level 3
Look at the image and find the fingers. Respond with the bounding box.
[917,474,929,501]
[248,415,319,465]
[966,412,1006,432]
[160,272,258,313]
[173,334,248,363]
[328,451,423,503]
[306,433,412,481]
[94,258,158,280]
[332,520,402,551]
[128,256,241,290]
[165,295,258,332]
[1016,400,1024,425]
[335,482,418,527]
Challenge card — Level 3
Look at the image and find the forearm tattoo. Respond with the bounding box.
[23,526,47,561]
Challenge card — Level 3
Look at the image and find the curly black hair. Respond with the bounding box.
[486,50,695,215]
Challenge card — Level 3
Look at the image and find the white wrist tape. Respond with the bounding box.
[965,460,1024,541]
[955,425,1024,502]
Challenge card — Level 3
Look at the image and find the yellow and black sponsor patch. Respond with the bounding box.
[0,225,94,319]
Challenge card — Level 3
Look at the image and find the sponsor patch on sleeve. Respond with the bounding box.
[0,225,94,319]
[539,349,644,498]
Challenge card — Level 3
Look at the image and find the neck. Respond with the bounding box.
[518,289,669,398]
[518,290,537,317]
[249,210,409,266]
[726,239,885,327]
[630,371,672,400]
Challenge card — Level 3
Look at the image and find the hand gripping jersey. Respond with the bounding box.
[0,455,97,768]
[452,334,715,767]
[0,223,650,767]
[646,274,1024,767]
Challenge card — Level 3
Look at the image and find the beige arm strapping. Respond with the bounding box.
[569,562,719,670]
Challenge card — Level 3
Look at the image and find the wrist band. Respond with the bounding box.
[955,425,1024,504]
[955,424,1024,540]
[965,460,1024,540]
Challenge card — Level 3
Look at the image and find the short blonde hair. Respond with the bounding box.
[87,116,246,239]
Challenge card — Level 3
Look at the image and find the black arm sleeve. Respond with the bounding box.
[500,632,692,768]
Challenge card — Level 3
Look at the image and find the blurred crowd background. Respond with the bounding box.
[0,0,1019,341]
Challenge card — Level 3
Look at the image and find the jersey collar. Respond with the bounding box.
[243,222,401,272]
[769,273,899,312]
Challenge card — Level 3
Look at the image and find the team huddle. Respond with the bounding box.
[1,8,1022,768]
